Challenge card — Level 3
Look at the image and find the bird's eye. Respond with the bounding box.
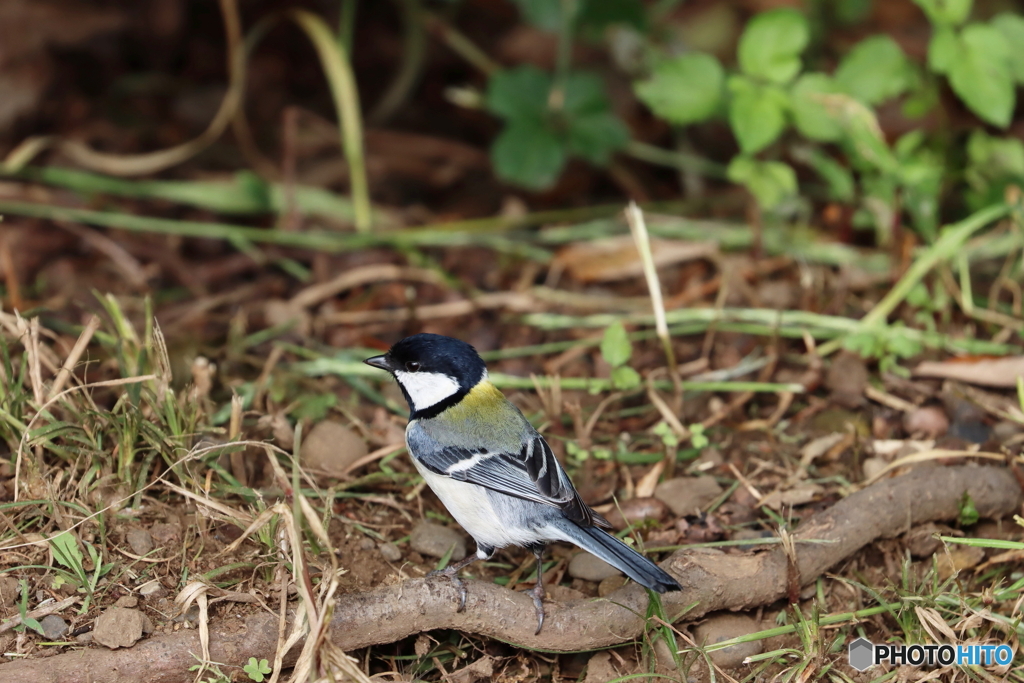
[405,361,420,372]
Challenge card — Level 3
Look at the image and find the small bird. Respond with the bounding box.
[365,333,681,633]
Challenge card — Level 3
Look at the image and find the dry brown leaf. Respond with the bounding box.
[554,236,716,282]
[913,356,1024,388]
[937,544,985,580]
[760,483,823,510]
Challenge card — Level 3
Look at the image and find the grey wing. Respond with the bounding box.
[415,435,610,529]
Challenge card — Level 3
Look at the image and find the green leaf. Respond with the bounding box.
[726,157,798,210]
[578,0,646,32]
[958,492,980,526]
[835,0,873,24]
[737,8,809,84]
[790,73,843,142]
[834,36,913,105]
[601,321,632,367]
[563,71,612,115]
[967,130,1024,180]
[563,71,628,164]
[290,392,336,422]
[965,130,1024,207]
[792,145,855,201]
[511,0,566,31]
[906,283,933,309]
[948,24,1014,127]
[901,78,939,119]
[842,332,885,359]
[611,365,642,390]
[912,0,972,27]
[833,98,899,174]
[244,657,272,682]
[486,66,551,122]
[566,111,629,164]
[895,136,944,241]
[491,121,566,190]
[728,76,789,154]
[689,423,709,449]
[50,531,84,572]
[514,0,645,33]
[991,13,1024,83]
[22,617,45,637]
[927,27,960,74]
[652,421,679,447]
[886,324,924,358]
[634,53,725,125]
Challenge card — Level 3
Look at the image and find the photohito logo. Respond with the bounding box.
[848,638,1014,671]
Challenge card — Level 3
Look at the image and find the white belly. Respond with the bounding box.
[412,459,542,550]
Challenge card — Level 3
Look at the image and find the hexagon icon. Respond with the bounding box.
[848,638,874,671]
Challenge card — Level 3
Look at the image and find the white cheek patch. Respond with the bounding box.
[394,370,461,411]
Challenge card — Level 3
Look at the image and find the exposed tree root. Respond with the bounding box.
[2,464,1020,683]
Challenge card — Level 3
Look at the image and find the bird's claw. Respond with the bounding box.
[524,582,546,635]
[427,567,468,612]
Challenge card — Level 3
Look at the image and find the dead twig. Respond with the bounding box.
[2,465,1019,683]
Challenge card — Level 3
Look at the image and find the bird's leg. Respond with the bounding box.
[427,551,485,612]
[524,544,547,635]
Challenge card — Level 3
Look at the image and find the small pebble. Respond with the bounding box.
[825,352,868,408]
[126,528,154,556]
[693,613,763,668]
[39,615,68,640]
[410,521,467,561]
[173,604,200,624]
[379,542,402,563]
[0,576,19,607]
[358,537,375,551]
[138,580,167,599]
[568,552,622,582]
[992,420,1024,442]
[150,522,181,546]
[300,420,369,478]
[93,607,146,649]
[903,406,949,438]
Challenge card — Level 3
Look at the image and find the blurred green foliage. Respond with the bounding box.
[481,0,1024,243]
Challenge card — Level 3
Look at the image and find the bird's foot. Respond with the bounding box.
[427,566,468,612]
[524,582,546,635]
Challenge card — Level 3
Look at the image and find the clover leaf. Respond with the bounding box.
[737,8,809,85]
[634,53,724,126]
[486,66,628,189]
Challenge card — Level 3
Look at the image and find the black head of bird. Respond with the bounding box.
[364,333,487,416]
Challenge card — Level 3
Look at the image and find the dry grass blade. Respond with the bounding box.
[342,442,406,476]
[47,316,101,402]
[175,582,212,672]
[626,201,677,374]
[287,9,371,232]
[861,449,1019,486]
[289,264,444,309]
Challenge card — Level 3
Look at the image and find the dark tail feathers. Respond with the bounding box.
[562,523,681,593]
